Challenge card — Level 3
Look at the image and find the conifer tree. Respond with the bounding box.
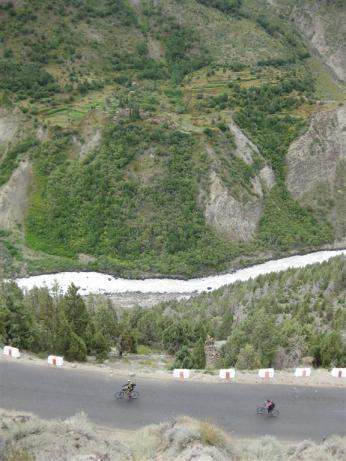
[192,339,206,369]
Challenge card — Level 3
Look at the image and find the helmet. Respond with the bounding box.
[128,379,131,383]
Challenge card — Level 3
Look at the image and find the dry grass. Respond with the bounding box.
[241,436,285,461]
[62,412,95,440]
[0,409,130,461]
[131,416,238,460]
[1,409,346,461]
[2,447,34,461]
[198,420,227,448]
[286,436,346,461]
[131,422,169,460]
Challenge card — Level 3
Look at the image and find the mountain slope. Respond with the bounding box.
[290,0,346,83]
[0,0,344,277]
[286,105,346,240]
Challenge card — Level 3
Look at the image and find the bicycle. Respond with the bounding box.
[256,406,279,417]
[115,389,139,400]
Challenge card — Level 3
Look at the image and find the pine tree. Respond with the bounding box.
[93,301,118,345]
[117,325,137,357]
[320,331,346,367]
[62,284,90,342]
[93,331,111,362]
[192,339,206,369]
[64,330,87,362]
[0,282,36,350]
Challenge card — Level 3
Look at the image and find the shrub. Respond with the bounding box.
[259,185,332,250]
[319,331,346,367]
[174,346,194,369]
[236,344,261,370]
[164,24,210,83]
[196,0,242,16]
[199,420,226,448]
[0,59,58,99]
[137,345,153,355]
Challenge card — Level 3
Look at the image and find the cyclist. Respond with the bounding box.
[264,399,275,414]
[122,379,136,396]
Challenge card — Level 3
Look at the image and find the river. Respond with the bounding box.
[15,249,346,305]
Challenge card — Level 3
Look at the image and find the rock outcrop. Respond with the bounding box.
[204,124,275,241]
[286,105,346,239]
[73,127,102,158]
[291,1,346,82]
[0,159,32,230]
[227,123,259,165]
[0,110,19,147]
[204,335,221,368]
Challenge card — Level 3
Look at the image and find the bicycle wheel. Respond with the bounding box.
[270,409,279,417]
[115,390,125,399]
[130,390,139,399]
[256,407,266,415]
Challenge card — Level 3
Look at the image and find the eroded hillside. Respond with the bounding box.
[290,0,346,82]
[286,104,346,240]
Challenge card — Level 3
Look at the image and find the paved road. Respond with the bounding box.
[1,360,345,440]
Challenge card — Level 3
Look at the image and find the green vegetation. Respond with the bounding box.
[0,138,38,186]
[164,24,210,83]
[306,57,346,102]
[0,231,23,279]
[0,60,58,100]
[25,123,255,275]
[205,73,312,179]
[259,186,333,249]
[196,0,242,16]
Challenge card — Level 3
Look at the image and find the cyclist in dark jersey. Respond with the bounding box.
[264,399,275,414]
[122,379,136,395]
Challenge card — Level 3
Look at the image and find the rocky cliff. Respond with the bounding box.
[0,158,32,230]
[204,123,275,242]
[286,105,346,239]
[205,168,274,242]
[291,0,346,82]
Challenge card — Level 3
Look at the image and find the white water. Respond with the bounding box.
[15,249,346,296]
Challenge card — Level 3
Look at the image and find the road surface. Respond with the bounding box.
[1,360,345,440]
